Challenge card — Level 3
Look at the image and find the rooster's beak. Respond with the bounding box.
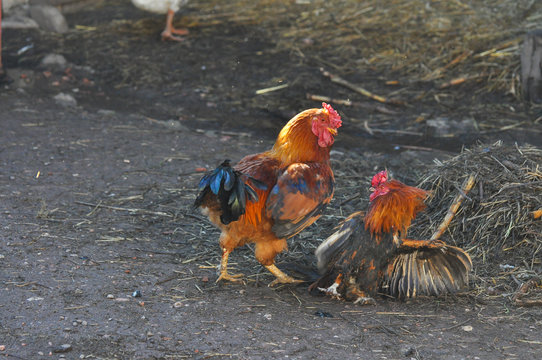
[327,128,338,136]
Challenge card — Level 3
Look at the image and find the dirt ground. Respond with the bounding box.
[1,1,542,359]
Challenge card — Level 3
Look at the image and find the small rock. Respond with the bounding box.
[0,345,5,351]
[106,294,114,299]
[151,119,188,131]
[132,290,142,298]
[3,0,27,13]
[81,320,87,326]
[401,345,416,356]
[40,54,68,71]
[462,325,473,332]
[313,310,333,318]
[97,109,116,117]
[426,117,477,137]
[29,5,68,33]
[54,92,77,107]
[52,344,72,353]
[173,301,183,308]
[1,15,40,29]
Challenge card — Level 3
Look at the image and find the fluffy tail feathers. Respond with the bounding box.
[383,244,472,299]
[194,160,266,224]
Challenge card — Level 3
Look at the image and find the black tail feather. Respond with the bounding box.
[194,160,264,224]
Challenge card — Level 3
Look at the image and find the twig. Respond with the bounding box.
[424,50,472,81]
[320,68,406,105]
[155,275,180,285]
[75,201,172,217]
[255,84,289,95]
[307,94,399,115]
[339,193,361,207]
[431,173,476,240]
[437,318,472,331]
[132,247,180,256]
[439,74,485,89]
[359,125,423,136]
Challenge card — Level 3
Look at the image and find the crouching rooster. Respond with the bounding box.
[310,170,472,304]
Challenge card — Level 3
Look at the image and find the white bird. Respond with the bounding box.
[131,0,189,42]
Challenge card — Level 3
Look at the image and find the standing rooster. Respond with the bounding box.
[311,170,472,304]
[131,0,189,41]
[195,103,342,286]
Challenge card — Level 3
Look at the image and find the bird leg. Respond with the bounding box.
[216,248,244,283]
[161,9,189,42]
[317,274,343,299]
[265,264,304,287]
[349,287,376,305]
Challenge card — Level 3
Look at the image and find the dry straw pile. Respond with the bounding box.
[412,141,541,278]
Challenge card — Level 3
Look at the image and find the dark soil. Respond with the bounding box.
[1,1,541,359]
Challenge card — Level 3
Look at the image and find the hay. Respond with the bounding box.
[411,141,542,277]
[197,0,542,95]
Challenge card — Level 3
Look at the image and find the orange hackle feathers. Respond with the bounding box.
[365,180,428,237]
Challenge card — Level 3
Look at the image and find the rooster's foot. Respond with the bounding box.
[216,271,244,283]
[353,296,376,305]
[318,282,342,299]
[265,264,304,287]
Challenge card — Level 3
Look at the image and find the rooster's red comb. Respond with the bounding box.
[322,102,342,128]
[371,170,388,188]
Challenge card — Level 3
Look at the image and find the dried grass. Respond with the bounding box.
[411,141,542,277]
[196,0,542,95]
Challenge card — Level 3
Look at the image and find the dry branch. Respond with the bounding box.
[75,201,172,217]
[431,174,476,240]
[320,68,406,106]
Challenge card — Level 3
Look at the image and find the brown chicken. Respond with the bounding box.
[310,170,472,303]
[195,103,342,286]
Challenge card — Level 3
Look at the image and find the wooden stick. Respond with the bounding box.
[423,50,472,81]
[255,84,289,95]
[320,68,406,105]
[307,94,399,115]
[75,200,172,217]
[431,174,476,240]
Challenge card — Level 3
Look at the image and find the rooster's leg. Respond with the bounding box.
[161,9,188,42]
[216,248,244,283]
[265,264,304,287]
[349,287,376,305]
[317,274,343,298]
